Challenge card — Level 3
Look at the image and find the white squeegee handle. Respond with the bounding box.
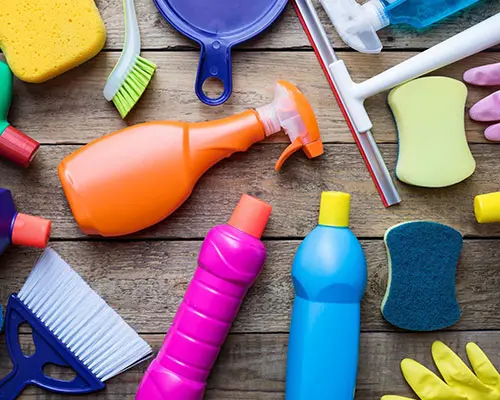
[333,11,500,133]
[293,0,401,207]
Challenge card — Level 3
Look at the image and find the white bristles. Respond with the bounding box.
[18,248,152,382]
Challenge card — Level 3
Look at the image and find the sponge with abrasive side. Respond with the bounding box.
[381,221,463,332]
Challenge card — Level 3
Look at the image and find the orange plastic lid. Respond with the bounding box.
[228,194,272,239]
[12,213,51,248]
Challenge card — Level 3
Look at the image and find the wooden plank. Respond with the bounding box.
[98,0,500,50]
[1,143,499,239]
[6,331,500,399]
[9,51,496,145]
[1,240,499,333]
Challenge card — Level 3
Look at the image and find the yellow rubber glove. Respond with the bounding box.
[381,341,500,400]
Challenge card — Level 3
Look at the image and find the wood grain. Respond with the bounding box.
[1,240,499,333]
[6,332,500,399]
[3,2,500,400]
[8,51,499,145]
[96,0,500,51]
[2,143,500,239]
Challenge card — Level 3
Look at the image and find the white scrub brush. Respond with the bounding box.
[104,0,156,118]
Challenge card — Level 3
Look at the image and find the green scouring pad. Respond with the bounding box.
[381,221,463,331]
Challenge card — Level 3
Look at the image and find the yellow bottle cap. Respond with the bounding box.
[318,192,350,227]
[475,192,500,223]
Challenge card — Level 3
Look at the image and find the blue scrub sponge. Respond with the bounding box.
[381,221,462,331]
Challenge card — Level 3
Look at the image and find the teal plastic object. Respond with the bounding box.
[322,0,482,53]
[385,0,481,29]
[285,195,367,400]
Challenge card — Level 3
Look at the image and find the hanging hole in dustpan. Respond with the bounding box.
[43,363,77,382]
[202,77,225,100]
[18,322,36,357]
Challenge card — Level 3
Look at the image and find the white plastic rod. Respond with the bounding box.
[358,12,500,99]
[332,12,500,133]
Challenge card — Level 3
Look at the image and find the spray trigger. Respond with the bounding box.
[275,138,304,171]
[256,80,324,171]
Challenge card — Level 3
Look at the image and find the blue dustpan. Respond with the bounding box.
[154,0,288,105]
[0,295,104,399]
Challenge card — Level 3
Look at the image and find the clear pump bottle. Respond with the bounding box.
[321,0,481,53]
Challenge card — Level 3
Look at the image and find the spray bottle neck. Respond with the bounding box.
[362,0,390,32]
[255,81,324,171]
[255,103,284,137]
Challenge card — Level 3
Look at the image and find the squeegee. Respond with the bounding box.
[293,0,500,206]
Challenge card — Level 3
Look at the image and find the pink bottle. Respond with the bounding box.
[136,194,272,400]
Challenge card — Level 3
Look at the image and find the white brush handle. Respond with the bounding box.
[331,12,500,133]
[103,0,141,101]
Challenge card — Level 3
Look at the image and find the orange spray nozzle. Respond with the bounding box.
[256,81,324,171]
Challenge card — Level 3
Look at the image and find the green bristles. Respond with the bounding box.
[112,56,156,119]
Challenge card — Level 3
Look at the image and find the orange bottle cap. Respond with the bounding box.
[11,213,51,248]
[228,194,272,239]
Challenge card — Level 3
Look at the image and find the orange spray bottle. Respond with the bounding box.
[58,81,323,237]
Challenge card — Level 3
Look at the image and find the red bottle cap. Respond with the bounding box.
[0,125,40,168]
[11,213,51,248]
[228,194,272,239]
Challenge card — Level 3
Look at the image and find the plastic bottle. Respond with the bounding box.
[321,0,481,53]
[59,81,323,237]
[136,194,272,400]
[0,61,40,167]
[0,188,51,256]
[285,192,367,400]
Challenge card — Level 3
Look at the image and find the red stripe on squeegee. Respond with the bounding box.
[291,0,389,208]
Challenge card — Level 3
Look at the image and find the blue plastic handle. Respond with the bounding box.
[0,295,105,399]
[286,298,361,400]
[152,0,287,106]
[195,40,233,106]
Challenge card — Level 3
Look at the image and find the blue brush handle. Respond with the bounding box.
[285,297,361,400]
[0,295,105,399]
[195,40,233,106]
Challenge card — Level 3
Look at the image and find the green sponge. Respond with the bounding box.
[381,221,462,331]
[389,77,475,187]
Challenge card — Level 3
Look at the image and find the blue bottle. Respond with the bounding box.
[285,192,367,400]
[321,0,482,53]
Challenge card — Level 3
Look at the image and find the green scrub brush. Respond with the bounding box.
[104,0,156,118]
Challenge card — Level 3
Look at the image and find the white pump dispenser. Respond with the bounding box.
[320,0,394,53]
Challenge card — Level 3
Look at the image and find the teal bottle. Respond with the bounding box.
[285,192,367,400]
[382,0,481,29]
[321,0,482,53]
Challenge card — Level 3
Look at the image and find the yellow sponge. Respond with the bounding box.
[389,77,475,188]
[0,0,106,83]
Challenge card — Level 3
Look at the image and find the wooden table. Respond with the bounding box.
[2,1,500,398]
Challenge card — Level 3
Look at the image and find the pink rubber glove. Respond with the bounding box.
[464,63,500,141]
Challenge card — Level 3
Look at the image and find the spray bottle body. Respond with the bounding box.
[286,192,367,400]
[0,61,40,167]
[59,111,266,237]
[136,196,270,400]
[59,81,323,238]
[382,0,481,29]
[322,0,481,53]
